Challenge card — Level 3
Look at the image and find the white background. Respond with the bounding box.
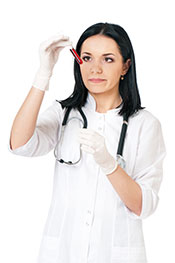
[0,0,174,262]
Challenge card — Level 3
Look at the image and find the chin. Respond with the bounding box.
[86,86,107,93]
[87,90,104,95]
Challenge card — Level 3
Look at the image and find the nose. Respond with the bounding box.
[90,60,103,74]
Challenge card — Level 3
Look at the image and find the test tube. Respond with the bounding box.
[70,47,83,65]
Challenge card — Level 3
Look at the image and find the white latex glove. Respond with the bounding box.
[32,34,72,91]
[77,128,118,175]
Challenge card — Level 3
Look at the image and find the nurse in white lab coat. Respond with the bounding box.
[9,22,166,263]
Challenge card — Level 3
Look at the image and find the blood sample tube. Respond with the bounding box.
[70,48,83,64]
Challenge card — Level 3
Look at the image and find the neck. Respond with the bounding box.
[89,90,122,113]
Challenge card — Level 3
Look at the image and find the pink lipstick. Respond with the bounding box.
[89,78,106,83]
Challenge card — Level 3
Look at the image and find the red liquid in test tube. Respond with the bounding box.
[70,48,83,64]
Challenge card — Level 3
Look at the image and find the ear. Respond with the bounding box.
[122,59,131,75]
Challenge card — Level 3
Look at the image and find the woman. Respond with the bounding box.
[9,22,166,263]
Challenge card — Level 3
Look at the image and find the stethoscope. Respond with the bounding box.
[54,106,128,169]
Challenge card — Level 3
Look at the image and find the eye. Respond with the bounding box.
[82,56,91,62]
[82,56,114,63]
[105,57,114,63]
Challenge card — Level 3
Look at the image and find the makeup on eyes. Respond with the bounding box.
[81,52,115,62]
[69,48,116,64]
[82,55,114,63]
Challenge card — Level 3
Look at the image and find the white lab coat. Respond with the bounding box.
[9,92,166,263]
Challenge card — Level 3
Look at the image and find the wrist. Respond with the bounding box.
[101,159,118,175]
[32,67,52,91]
[105,161,119,175]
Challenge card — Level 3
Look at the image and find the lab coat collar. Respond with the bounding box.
[85,92,122,115]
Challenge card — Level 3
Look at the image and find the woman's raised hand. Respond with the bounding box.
[32,34,72,91]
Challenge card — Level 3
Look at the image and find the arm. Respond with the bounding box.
[77,116,166,219]
[10,87,45,150]
[78,127,142,215]
[107,117,166,219]
[107,165,142,216]
[10,34,72,151]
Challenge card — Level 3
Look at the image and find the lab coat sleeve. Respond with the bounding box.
[8,100,63,157]
[125,115,166,220]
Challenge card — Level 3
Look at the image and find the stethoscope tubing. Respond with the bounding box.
[117,114,128,156]
[54,106,128,168]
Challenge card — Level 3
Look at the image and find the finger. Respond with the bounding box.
[79,128,95,133]
[80,145,95,154]
[78,128,97,138]
[46,34,70,45]
[78,130,101,144]
[77,136,95,147]
[48,40,72,51]
[45,41,72,53]
[40,35,70,51]
[77,133,95,145]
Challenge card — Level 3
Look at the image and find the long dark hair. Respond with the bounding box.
[57,22,144,118]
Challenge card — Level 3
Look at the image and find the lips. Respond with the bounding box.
[88,78,106,83]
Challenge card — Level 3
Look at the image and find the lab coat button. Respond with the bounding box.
[86,222,90,226]
[87,210,91,214]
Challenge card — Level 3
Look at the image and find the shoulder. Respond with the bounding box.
[131,108,161,124]
[53,100,64,111]
[47,100,66,116]
[129,109,162,133]
[38,100,65,123]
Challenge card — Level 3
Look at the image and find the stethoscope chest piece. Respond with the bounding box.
[116,154,126,169]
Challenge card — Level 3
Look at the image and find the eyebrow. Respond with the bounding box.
[82,52,115,56]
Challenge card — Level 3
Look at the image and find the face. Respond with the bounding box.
[79,34,130,95]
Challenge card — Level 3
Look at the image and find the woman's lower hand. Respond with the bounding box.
[77,128,118,175]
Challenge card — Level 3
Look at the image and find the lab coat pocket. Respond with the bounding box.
[37,235,61,263]
[111,246,147,263]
